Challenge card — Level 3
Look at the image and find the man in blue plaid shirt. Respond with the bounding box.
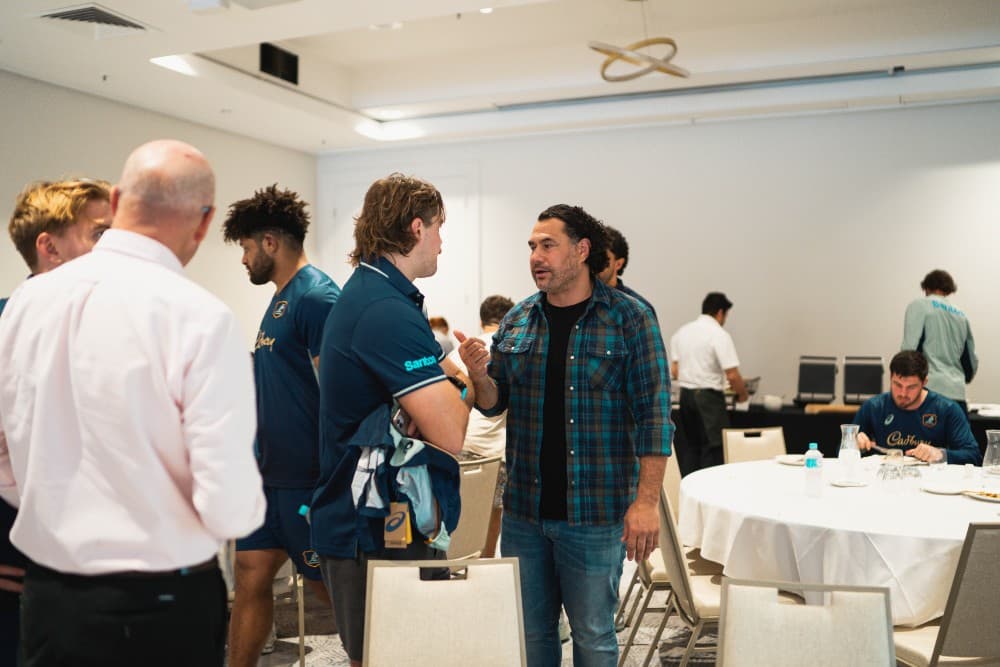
[458,204,673,666]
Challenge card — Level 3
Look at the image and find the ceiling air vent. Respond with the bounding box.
[39,4,146,32]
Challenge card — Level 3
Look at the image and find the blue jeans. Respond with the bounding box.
[502,515,625,667]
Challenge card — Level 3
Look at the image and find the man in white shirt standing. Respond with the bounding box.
[670,292,748,476]
[0,139,265,667]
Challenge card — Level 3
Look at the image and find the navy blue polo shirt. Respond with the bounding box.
[616,280,657,320]
[253,265,340,488]
[854,390,982,465]
[311,257,446,558]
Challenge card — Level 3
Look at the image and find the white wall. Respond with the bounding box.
[318,101,1000,403]
[0,69,317,344]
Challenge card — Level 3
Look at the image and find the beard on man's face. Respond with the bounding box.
[247,253,275,285]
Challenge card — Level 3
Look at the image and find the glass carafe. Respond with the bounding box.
[984,430,1000,477]
[839,424,861,482]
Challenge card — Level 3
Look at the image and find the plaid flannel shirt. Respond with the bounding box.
[481,279,673,525]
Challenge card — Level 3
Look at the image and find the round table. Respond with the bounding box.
[678,458,1000,626]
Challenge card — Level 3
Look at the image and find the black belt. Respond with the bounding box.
[681,387,724,396]
[115,557,218,579]
[30,557,217,580]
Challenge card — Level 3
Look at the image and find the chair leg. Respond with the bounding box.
[616,568,643,631]
[296,573,306,666]
[679,620,704,667]
[640,590,674,667]
[618,584,655,667]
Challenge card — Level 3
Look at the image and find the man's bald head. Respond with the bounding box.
[117,140,214,217]
[111,140,216,266]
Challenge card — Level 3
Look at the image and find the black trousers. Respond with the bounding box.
[676,388,730,477]
[21,562,226,667]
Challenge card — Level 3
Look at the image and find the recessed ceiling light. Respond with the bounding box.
[369,21,403,30]
[150,55,197,77]
[367,108,405,121]
[479,7,493,14]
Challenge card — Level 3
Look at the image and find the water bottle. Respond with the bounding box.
[804,442,823,498]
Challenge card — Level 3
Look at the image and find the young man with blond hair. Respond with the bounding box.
[0,177,111,663]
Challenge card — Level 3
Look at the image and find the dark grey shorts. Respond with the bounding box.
[319,542,446,662]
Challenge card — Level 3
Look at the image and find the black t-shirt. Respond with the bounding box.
[540,296,590,520]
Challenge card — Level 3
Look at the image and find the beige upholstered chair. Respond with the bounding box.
[615,454,682,635]
[363,558,525,667]
[647,490,725,667]
[894,523,1000,667]
[722,427,786,464]
[717,579,895,666]
[447,455,502,560]
[618,554,670,667]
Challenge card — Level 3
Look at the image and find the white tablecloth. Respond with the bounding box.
[678,459,1000,626]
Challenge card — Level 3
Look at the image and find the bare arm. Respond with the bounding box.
[622,456,667,563]
[670,361,678,381]
[397,380,469,456]
[455,331,498,412]
[725,366,749,403]
[439,355,476,409]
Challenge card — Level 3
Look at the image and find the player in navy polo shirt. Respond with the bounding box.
[222,185,341,665]
[855,350,981,465]
[311,173,472,666]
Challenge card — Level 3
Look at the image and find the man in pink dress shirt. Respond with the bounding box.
[0,140,265,667]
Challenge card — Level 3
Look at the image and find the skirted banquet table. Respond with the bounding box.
[678,458,1000,626]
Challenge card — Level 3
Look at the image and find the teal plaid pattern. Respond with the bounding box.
[482,279,673,525]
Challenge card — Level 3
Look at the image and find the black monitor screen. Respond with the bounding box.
[845,364,883,397]
[798,363,835,395]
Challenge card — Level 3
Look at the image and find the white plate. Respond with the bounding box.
[920,484,964,495]
[871,454,927,466]
[984,467,1000,476]
[962,491,1000,503]
[830,480,867,488]
[775,454,805,466]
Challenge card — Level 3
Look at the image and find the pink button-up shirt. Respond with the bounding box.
[0,229,264,574]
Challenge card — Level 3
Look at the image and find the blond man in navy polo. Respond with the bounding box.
[222,185,340,665]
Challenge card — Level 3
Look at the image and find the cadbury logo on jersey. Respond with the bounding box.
[886,432,928,447]
[272,300,288,318]
[404,355,437,372]
[255,330,276,352]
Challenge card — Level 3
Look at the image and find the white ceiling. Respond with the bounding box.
[1,0,999,154]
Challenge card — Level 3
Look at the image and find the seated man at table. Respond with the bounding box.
[854,350,981,465]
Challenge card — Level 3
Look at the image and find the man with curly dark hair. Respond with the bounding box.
[222,184,340,665]
[458,204,673,666]
[598,225,657,318]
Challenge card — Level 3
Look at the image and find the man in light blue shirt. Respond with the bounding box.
[901,269,977,412]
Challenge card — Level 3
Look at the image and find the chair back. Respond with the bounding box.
[795,355,837,405]
[933,522,1000,662]
[447,455,502,559]
[663,455,682,522]
[658,489,698,624]
[843,355,884,405]
[718,579,895,666]
[363,558,526,667]
[722,427,786,464]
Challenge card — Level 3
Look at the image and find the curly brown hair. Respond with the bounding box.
[350,173,444,266]
[920,269,956,295]
[222,184,309,250]
[9,178,111,271]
